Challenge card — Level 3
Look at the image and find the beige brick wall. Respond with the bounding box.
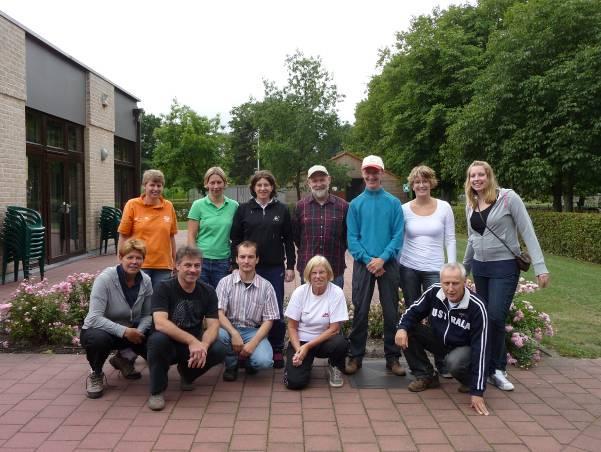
[84,73,115,252]
[0,16,27,216]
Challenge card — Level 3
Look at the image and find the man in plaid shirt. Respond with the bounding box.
[293,165,349,288]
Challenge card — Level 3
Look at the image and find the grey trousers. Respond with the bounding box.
[348,259,401,361]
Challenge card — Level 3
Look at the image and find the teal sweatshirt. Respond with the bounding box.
[347,188,404,265]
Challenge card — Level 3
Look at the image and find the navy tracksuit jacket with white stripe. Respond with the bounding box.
[398,283,490,396]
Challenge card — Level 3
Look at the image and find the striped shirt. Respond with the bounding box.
[216,270,279,328]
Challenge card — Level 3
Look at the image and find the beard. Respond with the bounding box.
[311,188,329,198]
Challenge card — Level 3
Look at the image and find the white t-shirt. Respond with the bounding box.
[284,282,349,342]
[399,199,456,272]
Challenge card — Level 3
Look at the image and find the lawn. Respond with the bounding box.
[456,236,601,358]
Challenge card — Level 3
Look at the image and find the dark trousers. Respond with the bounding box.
[200,258,230,289]
[256,265,285,353]
[403,324,470,387]
[283,335,348,390]
[80,328,147,374]
[399,264,447,373]
[472,259,519,374]
[349,259,401,361]
[147,331,226,395]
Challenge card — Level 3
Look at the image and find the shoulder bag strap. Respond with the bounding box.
[476,201,519,258]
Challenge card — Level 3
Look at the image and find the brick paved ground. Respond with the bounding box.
[1,232,601,450]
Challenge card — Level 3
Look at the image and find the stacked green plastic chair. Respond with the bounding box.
[1,206,46,284]
[99,206,122,255]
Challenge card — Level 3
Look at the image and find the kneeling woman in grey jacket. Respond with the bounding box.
[81,239,153,398]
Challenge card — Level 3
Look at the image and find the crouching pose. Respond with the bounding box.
[395,263,490,416]
[81,239,153,399]
[217,241,280,381]
[284,256,348,389]
[147,246,226,411]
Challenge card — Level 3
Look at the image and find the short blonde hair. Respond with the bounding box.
[142,169,165,186]
[407,165,438,189]
[464,160,499,208]
[303,255,334,284]
[204,166,228,186]
[119,239,146,259]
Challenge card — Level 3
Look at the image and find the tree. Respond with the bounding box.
[255,51,346,200]
[227,101,260,184]
[152,100,224,193]
[445,0,601,210]
[350,1,521,200]
[140,112,162,172]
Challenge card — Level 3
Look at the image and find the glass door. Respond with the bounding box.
[48,158,69,260]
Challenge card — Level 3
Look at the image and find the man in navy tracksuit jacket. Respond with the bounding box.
[396,262,490,415]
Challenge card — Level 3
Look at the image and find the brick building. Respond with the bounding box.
[0,11,141,265]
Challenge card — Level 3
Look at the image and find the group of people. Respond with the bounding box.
[80,156,549,415]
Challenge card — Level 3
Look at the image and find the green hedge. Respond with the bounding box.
[452,206,601,263]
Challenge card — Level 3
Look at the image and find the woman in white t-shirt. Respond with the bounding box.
[399,165,456,375]
[284,255,349,389]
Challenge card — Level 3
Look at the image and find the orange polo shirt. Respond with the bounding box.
[118,195,178,270]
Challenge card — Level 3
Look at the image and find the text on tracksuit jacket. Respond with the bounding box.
[230,198,296,269]
[398,283,489,396]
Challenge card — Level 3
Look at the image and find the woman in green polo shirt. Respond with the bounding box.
[187,167,239,288]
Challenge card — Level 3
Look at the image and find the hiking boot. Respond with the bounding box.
[86,371,105,399]
[148,392,165,411]
[245,363,258,375]
[177,363,194,391]
[109,353,141,380]
[223,366,238,382]
[408,374,440,392]
[328,364,344,388]
[272,352,284,369]
[488,369,514,391]
[458,384,470,393]
[386,359,406,376]
[344,357,362,375]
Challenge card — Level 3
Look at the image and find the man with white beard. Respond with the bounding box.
[293,165,349,288]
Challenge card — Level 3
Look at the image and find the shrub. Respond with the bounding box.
[0,273,96,347]
[452,206,601,263]
[171,200,193,222]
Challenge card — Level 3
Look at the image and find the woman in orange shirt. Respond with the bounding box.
[118,169,177,288]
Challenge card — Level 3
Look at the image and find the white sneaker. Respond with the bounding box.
[488,369,514,391]
[328,364,344,388]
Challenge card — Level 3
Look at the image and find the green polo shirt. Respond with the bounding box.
[188,196,239,259]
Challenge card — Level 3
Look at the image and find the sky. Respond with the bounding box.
[0,0,460,125]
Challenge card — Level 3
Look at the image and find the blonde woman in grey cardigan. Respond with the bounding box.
[463,161,549,391]
[81,239,153,399]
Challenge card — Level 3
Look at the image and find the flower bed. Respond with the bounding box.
[0,273,96,350]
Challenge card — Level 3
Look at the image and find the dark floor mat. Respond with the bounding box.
[348,359,412,389]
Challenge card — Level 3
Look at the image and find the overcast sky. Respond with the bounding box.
[1,0,460,125]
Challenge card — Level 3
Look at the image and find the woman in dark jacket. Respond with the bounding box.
[230,170,296,368]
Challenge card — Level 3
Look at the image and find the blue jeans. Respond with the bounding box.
[218,327,273,370]
[200,258,230,288]
[142,269,173,290]
[256,265,285,353]
[399,265,439,307]
[472,259,519,374]
[349,259,401,361]
[300,274,344,289]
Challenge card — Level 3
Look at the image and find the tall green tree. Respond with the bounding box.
[254,51,346,199]
[140,112,162,172]
[152,100,224,193]
[350,0,523,199]
[227,101,260,184]
[445,0,601,210]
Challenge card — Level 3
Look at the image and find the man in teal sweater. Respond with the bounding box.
[345,155,405,375]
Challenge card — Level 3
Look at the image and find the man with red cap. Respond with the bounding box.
[344,155,405,376]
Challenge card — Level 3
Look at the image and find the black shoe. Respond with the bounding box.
[245,363,258,375]
[386,359,406,376]
[223,366,238,382]
[273,352,284,369]
[177,363,194,391]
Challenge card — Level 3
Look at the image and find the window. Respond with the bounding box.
[47,120,65,149]
[26,111,42,144]
[68,125,83,152]
[114,137,134,163]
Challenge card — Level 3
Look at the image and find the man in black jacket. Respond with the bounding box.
[395,262,490,416]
